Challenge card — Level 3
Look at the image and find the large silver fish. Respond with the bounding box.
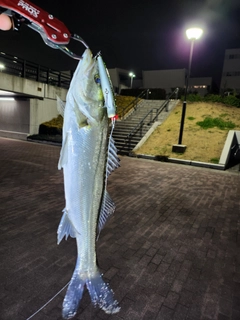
[57,48,120,319]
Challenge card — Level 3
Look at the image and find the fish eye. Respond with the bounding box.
[94,74,101,84]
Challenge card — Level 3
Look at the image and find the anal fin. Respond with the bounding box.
[57,209,76,244]
[97,190,115,238]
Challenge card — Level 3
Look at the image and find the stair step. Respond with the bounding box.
[113,134,148,139]
[113,98,178,153]
[114,139,141,145]
[114,128,149,133]
[113,133,148,140]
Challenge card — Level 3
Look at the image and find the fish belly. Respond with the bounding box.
[64,117,108,267]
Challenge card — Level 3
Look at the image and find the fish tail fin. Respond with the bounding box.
[62,267,120,319]
[86,270,120,314]
[62,267,85,319]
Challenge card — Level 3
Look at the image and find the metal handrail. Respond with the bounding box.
[151,88,179,123]
[0,51,72,89]
[120,88,179,152]
[127,102,166,139]
[127,88,179,139]
[118,89,149,119]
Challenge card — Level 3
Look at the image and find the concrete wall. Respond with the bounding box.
[28,84,68,135]
[44,83,67,101]
[29,98,60,135]
[0,73,44,98]
[0,73,67,100]
[0,73,68,137]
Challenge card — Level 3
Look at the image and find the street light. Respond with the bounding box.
[129,72,135,88]
[0,63,5,71]
[173,27,203,153]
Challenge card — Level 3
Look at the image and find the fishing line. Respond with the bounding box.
[26,281,70,320]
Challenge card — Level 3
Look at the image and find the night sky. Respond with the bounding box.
[0,0,240,88]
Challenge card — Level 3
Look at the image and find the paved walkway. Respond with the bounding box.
[1,137,240,320]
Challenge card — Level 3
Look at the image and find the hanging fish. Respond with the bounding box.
[57,48,120,319]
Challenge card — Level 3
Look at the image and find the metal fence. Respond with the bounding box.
[0,51,72,89]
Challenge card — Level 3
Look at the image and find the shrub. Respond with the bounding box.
[41,115,63,128]
[223,95,240,107]
[196,117,236,130]
[188,94,203,102]
[179,93,240,107]
[39,115,63,135]
[180,94,203,102]
[204,94,223,103]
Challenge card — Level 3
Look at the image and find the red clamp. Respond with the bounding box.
[0,0,71,44]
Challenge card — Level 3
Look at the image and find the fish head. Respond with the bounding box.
[67,48,105,125]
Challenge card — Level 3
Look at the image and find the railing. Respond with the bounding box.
[0,51,72,89]
[118,89,150,119]
[120,88,179,152]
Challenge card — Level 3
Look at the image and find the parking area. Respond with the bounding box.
[0,137,240,320]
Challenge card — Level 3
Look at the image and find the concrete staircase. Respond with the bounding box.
[113,99,178,154]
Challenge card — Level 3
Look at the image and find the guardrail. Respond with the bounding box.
[0,51,72,89]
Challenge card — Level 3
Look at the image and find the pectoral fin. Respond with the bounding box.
[58,133,69,170]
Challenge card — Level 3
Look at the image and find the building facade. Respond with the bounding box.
[109,67,211,96]
[188,77,212,96]
[220,48,240,94]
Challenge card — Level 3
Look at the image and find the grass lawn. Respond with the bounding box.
[134,101,240,163]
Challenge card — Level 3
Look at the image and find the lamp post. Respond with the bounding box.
[129,72,135,88]
[174,27,203,152]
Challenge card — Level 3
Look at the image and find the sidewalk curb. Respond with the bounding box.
[129,153,225,170]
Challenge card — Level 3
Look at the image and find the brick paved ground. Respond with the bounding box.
[1,137,240,320]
